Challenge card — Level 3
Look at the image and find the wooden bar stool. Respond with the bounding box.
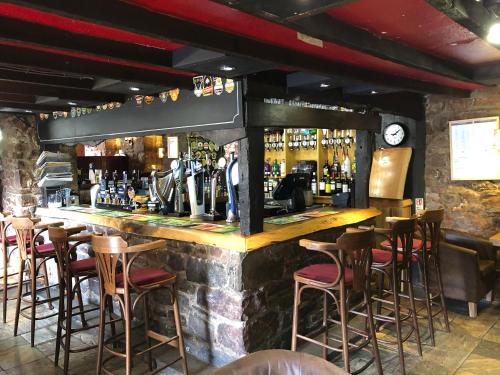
[11,217,63,346]
[369,218,422,375]
[49,226,115,375]
[415,209,450,346]
[1,212,44,323]
[92,235,188,375]
[291,229,382,374]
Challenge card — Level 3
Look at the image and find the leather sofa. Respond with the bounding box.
[440,229,496,318]
[212,350,349,375]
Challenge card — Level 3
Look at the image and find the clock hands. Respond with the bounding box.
[391,129,401,136]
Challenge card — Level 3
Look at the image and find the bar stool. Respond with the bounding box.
[291,229,382,374]
[369,218,422,375]
[49,226,113,375]
[1,212,45,323]
[92,235,188,375]
[11,217,63,346]
[415,209,450,346]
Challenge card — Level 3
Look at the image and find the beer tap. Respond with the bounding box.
[151,169,175,214]
[169,157,188,216]
[205,157,227,221]
[187,159,205,219]
[226,152,239,223]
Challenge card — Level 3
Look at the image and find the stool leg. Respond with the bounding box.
[291,280,300,351]
[365,286,383,375]
[391,271,406,375]
[13,258,25,337]
[340,283,350,373]
[124,293,132,375]
[143,294,153,371]
[41,260,53,310]
[421,253,435,346]
[30,258,37,347]
[322,291,328,360]
[407,270,422,357]
[54,273,66,368]
[63,275,73,375]
[435,257,450,332]
[173,284,188,375]
[2,242,8,323]
[74,276,87,327]
[96,294,107,375]
[376,272,384,330]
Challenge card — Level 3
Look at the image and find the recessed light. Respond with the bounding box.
[129,87,140,92]
[68,101,77,106]
[220,65,235,72]
[381,31,387,34]
[25,110,32,113]
[370,90,378,94]
[487,23,500,45]
[320,83,330,88]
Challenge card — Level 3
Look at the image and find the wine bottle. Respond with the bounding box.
[319,176,326,196]
[311,172,317,195]
[325,176,332,195]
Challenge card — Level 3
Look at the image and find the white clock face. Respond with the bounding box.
[383,123,405,146]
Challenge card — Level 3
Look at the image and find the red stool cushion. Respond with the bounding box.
[372,248,403,264]
[380,238,431,250]
[295,264,353,284]
[116,268,175,288]
[27,243,55,255]
[3,235,43,244]
[70,257,96,273]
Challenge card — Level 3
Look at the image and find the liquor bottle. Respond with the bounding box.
[332,154,340,177]
[280,159,286,178]
[101,170,109,192]
[325,175,332,195]
[335,174,342,193]
[319,175,326,196]
[264,159,271,178]
[343,155,352,178]
[272,159,279,177]
[322,160,330,178]
[342,172,349,193]
[88,163,96,184]
[311,172,317,195]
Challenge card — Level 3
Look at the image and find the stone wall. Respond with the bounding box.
[0,114,41,212]
[425,87,500,237]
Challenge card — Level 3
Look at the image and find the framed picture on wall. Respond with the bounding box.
[449,117,500,180]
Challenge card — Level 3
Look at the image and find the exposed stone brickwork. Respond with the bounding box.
[0,114,41,212]
[425,88,500,237]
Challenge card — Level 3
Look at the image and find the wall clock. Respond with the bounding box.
[383,122,406,146]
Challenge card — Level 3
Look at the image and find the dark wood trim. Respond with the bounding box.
[246,99,381,131]
[0,93,36,104]
[0,16,175,70]
[238,127,264,235]
[0,67,95,89]
[4,0,472,97]
[0,80,126,103]
[0,44,192,88]
[354,130,374,209]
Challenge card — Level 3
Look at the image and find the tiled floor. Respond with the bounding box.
[0,281,499,374]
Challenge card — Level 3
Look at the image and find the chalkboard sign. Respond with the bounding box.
[449,117,500,181]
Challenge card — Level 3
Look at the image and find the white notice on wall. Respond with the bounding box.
[449,117,500,180]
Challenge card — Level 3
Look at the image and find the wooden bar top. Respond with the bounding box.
[490,232,500,247]
[36,206,381,252]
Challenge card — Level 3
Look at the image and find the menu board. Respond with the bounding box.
[450,117,500,180]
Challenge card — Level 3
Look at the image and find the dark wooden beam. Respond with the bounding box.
[216,1,474,83]
[0,16,174,70]
[0,80,125,103]
[4,0,471,97]
[0,92,36,104]
[0,44,191,89]
[0,67,94,89]
[0,101,69,112]
[354,130,374,209]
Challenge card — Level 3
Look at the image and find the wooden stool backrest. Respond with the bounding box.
[419,209,444,257]
[390,218,417,267]
[48,226,71,278]
[11,217,35,260]
[338,229,374,292]
[92,235,128,295]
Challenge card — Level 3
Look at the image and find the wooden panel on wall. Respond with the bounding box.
[369,147,412,200]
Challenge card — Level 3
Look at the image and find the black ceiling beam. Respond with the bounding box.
[0,67,94,89]
[0,43,192,89]
[0,80,126,102]
[0,16,175,70]
[0,92,37,104]
[4,0,471,97]
[0,101,69,112]
[215,1,474,82]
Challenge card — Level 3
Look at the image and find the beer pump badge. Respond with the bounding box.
[168,88,180,102]
[225,78,235,94]
[202,76,214,96]
[214,77,223,95]
[193,76,203,97]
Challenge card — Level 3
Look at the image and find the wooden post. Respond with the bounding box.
[355,130,375,209]
[238,127,264,235]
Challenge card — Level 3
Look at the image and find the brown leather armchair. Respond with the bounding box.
[212,350,349,375]
[440,230,496,318]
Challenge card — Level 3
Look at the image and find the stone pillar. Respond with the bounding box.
[0,114,41,212]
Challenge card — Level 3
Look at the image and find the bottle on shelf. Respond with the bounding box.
[325,175,332,195]
[322,160,330,178]
[272,159,279,177]
[342,172,349,193]
[335,173,342,194]
[319,175,326,196]
[280,159,286,178]
[311,172,317,196]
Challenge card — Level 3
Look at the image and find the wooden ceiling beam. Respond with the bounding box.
[4,0,471,97]
[0,101,69,112]
[0,67,94,89]
[0,79,126,102]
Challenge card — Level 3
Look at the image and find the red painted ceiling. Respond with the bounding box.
[328,0,500,66]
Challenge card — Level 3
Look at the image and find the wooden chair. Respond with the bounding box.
[92,235,188,375]
[291,229,382,374]
[369,218,422,375]
[49,226,115,375]
[11,216,64,346]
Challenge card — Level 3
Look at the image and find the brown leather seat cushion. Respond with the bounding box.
[212,349,349,375]
[479,260,495,275]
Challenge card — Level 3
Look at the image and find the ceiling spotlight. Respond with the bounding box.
[25,110,32,113]
[220,65,235,71]
[129,87,140,92]
[320,83,330,88]
[487,22,500,44]
[68,101,77,106]
[370,90,378,94]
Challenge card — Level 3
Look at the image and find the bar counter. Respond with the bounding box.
[36,206,380,366]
